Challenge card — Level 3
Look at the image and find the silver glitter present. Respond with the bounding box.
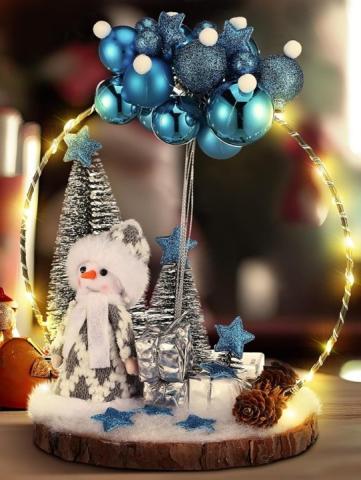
[143,381,188,407]
[212,351,265,380]
[158,324,192,382]
[135,328,160,382]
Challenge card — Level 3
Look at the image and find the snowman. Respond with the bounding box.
[50,219,150,402]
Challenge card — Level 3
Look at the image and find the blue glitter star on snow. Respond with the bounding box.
[176,414,216,433]
[91,408,135,432]
[214,316,255,359]
[158,11,187,56]
[218,20,254,56]
[63,126,102,168]
[139,404,173,416]
[200,361,237,379]
[156,225,197,265]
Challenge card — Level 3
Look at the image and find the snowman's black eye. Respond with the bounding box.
[100,269,108,276]
[80,266,86,273]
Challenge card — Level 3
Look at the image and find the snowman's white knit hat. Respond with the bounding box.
[66,219,150,306]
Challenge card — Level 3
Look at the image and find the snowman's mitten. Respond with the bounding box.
[125,357,139,376]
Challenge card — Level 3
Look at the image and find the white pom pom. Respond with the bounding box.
[167,11,178,17]
[133,54,152,75]
[238,74,257,93]
[199,27,219,47]
[93,20,112,39]
[229,17,248,30]
[283,40,302,59]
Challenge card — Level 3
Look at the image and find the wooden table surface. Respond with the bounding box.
[1,373,360,480]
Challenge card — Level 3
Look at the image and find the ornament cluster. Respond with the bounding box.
[94,12,304,159]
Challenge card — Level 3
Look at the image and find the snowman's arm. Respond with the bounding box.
[111,305,136,362]
[49,301,74,365]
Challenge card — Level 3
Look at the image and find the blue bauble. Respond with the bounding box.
[99,26,136,74]
[152,97,201,145]
[135,17,158,33]
[123,57,173,108]
[197,125,241,159]
[138,108,153,131]
[95,77,140,124]
[174,41,227,94]
[259,55,304,104]
[136,30,162,55]
[192,20,218,38]
[230,51,259,77]
[207,83,274,146]
[178,25,193,48]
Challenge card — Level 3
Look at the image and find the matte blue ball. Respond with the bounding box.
[136,30,162,55]
[259,55,304,104]
[95,77,140,124]
[197,125,241,159]
[230,51,259,76]
[99,26,136,74]
[152,97,201,145]
[123,57,173,108]
[138,108,153,131]
[135,17,158,33]
[207,83,274,146]
[192,20,218,38]
[174,41,227,94]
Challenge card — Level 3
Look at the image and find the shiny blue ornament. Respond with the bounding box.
[152,97,201,145]
[138,108,153,131]
[135,17,158,33]
[156,225,197,266]
[176,415,216,433]
[230,51,259,77]
[135,30,162,56]
[123,57,173,108]
[214,316,255,359]
[207,83,274,146]
[95,77,139,125]
[192,20,218,39]
[174,41,227,94]
[197,125,241,159]
[99,26,136,74]
[259,54,304,105]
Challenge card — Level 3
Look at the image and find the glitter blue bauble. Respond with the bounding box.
[95,77,140,124]
[123,58,173,108]
[152,97,201,145]
[174,41,227,94]
[192,20,218,38]
[136,30,162,55]
[99,26,136,74]
[207,83,274,146]
[135,17,158,33]
[259,55,304,104]
[230,51,260,77]
[197,125,241,159]
[138,108,153,131]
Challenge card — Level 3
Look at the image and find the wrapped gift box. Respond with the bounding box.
[143,380,188,407]
[212,352,265,380]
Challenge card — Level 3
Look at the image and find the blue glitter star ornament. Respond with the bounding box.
[139,404,173,416]
[156,225,197,265]
[200,361,237,379]
[214,316,255,359]
[157,11,187,57]
[218,21,254,57]
[63,126,102,168]
[176,414,216,433]
[91,408,135,432]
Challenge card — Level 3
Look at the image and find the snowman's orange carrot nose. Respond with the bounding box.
[81,270,97,279]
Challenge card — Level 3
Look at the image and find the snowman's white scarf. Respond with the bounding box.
[63,290,122,369]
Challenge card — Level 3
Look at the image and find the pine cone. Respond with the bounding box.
[233,387,287,428]
[254,361,298,394]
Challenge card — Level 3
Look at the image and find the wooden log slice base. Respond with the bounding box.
[33,414,318,470]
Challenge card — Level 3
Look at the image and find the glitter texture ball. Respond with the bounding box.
[230,50,260,77]
[135,17,158,33]
[135,29,162,56]
[174,41,227,94]
[259,54,304,104]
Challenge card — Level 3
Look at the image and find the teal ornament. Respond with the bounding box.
[230,51,259,77]
[158,11,187,57]
[197,125,241,160]
[138,108,154,131]
[207,83,274,146]
[136,30,162,56]
[200,361,237,379]
[174,41,227,94]
[156,225,197,266]
[214,316,255,359]
[176,415,216,433]
[91,408,135,432]
[152,97,201,145]
[218,20,255,57]
[95,77,140,125]
[259,54,304,105]
[63,126,102,168]
[123,57,173,108]
[99,26,136,74]
[135,17,158,33]
[192,20,218,38]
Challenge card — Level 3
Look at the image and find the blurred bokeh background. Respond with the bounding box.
[0,0,360,375]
